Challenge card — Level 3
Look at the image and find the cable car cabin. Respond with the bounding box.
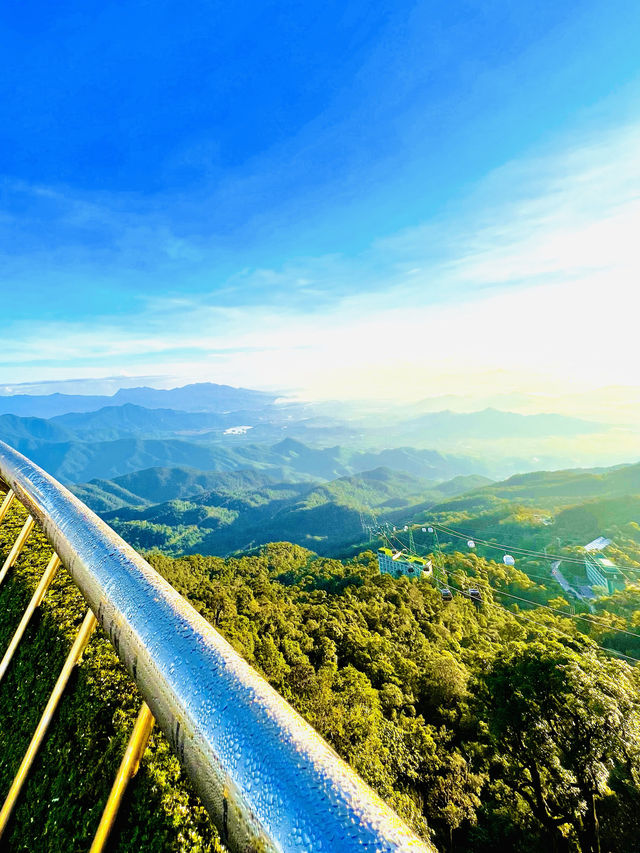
[466,587,482,606]
[441,587,453,602]
[377,548,432,579]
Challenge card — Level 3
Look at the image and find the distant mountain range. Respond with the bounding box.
[0,382,276,418]
[0,382,631,489]
[405,386,640,426]
[0,378,634,564]
[52,404,239,440]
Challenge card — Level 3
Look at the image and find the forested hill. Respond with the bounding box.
[76,459,640,565]
[3,494,640,853]
[95,468,491,556]
[411,461,640,565]
[149,543,640,853]
[453,461,640,506]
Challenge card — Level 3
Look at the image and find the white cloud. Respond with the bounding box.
[2,121,640,407]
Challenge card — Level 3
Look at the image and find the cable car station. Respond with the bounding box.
[377,547,433,579]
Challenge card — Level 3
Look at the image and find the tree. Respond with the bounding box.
[480,640,640,853]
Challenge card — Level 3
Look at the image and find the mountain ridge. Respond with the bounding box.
[0,382,276,418]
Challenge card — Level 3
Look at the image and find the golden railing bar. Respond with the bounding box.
[0,609,97,839]
[0,516,35,588]
[0,553,61,685]
[0,490,15,526]
[89,702,155,853]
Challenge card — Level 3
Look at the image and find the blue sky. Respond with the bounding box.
[1,0,639,401]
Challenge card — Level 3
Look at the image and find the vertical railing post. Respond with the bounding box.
[0,553,61,684]
[0,516,35,588]
[89,703,155,853]
[0,490,15,526]
[0,609,97,838]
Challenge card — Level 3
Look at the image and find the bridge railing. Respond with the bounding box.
[0,440,431,852]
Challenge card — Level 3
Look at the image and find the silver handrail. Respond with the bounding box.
[0,441,432,852]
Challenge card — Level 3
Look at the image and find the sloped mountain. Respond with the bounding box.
[267,438,484,481]
[0,393,113,418]
[4,428,482,485]
[417,461,640,535]
[0,414,74,448]
[98,467,490,557]
[4,436,274,483]
[72,468,295,512]
[109,383,275,411]
[404,460,640,574]
[1,404,358,448]
[452,461,640,508]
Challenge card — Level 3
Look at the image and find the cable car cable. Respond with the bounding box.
[423,521,640,573]
[443,580,640,666]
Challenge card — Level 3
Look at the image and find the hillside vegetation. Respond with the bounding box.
[459,462,640,506]
[409,463,640,579]
[2,484,640,852]
[82,460,640,572]
[98,468,490,556]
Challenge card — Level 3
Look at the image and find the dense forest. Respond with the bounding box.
[2,489,640,852]
[94,467,489,557]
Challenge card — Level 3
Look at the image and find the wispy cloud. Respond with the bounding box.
[375,121,640,292]
[2,121,639,402]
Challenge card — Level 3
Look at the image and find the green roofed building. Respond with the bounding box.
[584,553,625,595]
[378,547,432,579]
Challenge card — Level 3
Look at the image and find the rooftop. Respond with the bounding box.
[378,548,432,567]
[584,536,612,552]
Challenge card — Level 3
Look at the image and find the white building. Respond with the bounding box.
[584,554,624,595]
[377,548,432,579]
[584,536,612,552]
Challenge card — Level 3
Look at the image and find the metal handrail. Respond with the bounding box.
[0,441,431,852]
